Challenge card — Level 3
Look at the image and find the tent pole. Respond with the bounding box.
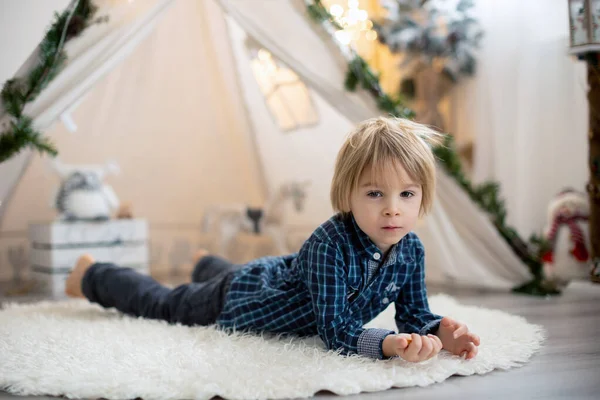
[220,15,270,202]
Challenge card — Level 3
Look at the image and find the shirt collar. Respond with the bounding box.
[344,213,412,266]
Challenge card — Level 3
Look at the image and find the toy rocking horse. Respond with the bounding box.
[201,180,310,257]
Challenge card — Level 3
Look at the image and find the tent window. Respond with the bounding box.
[249,48,318,132]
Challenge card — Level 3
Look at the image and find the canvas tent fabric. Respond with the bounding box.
[218,0,531,289]
[0,0,176,217]
[0,0,531,289]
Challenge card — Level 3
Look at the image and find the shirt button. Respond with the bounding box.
[373,252,381,260]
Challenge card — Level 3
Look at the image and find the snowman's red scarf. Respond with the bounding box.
[542,213,589,263]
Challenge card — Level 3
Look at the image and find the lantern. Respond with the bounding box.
[568,0,600,55]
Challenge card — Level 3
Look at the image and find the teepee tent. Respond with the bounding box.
[0,0,533,290]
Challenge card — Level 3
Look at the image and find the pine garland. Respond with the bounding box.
[344,57,415,119]
[305,0,558,295]
[0,0,104,163]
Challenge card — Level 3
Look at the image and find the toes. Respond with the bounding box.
[193,249,209,263]
[76,254,95,269]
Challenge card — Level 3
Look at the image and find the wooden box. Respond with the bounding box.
[28,219,149,297]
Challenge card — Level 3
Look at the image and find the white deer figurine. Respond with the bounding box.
[201,180,310,257]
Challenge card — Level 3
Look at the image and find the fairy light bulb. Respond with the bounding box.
[330,4,344,17]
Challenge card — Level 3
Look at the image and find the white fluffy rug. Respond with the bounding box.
[0,294,545,400]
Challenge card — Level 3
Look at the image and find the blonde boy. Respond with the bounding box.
[66,116,480,361]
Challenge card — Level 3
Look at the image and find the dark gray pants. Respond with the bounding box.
[81,255,241,326]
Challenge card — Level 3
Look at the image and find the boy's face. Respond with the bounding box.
[349,162,422,254]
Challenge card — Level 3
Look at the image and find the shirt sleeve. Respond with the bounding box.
[301,239,394,359]
[394,242,442,336]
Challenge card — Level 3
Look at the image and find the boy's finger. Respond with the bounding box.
[428,334,442,347]
[434,335,443,349]
[405,334,422,359]
[426,337,440,359]
[397,337,409,349]
[466,343,478,359]
[468,332,481,346]
[395,342,411,359]
[411,333,421,346]
[441,316,456,329]
[418,336,433,358]
[452,323,468,339]
[396,334,412,349]
[428,334,442,352]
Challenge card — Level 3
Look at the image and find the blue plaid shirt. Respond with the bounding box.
[217,213,442,359]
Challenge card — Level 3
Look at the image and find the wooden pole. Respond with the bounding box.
[587,54,600,283]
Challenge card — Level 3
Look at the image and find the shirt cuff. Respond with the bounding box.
[357,328,395,359]
[418,318,443,336]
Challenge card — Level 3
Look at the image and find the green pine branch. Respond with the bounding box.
[0,116,58,163]
[0,0,102,164]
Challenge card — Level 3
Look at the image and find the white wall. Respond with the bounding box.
[0,0,71,84]
[451,0,588,238]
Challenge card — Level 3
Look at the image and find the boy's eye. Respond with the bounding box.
[400,191,414,198]
[367,191,383,198]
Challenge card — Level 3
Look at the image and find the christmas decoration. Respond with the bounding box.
[50,158,120,221]
[374,0,483,82]
[0,0,105,164]
[305,0,554,295]
[540,189,592,289]
[373,0,483,130]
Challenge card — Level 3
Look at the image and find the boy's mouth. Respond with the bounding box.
[382,226,402,230]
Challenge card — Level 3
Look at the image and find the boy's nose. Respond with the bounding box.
[383,202,401,216]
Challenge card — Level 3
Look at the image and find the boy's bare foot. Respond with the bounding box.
[193,249,210,264]
[65,254,95,298]
[178,248,210,283]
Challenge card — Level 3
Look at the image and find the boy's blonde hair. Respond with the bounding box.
[331,116,443,217]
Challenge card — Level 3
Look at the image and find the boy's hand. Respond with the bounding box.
[436,316,480,360]
[382,333,442,362]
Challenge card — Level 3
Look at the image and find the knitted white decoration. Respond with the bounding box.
[49,158,120,221]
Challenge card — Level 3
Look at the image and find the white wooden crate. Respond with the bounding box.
[29,245,149,270]
[29,219,148,246]
[28,219,149,297]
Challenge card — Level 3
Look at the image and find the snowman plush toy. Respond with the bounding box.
[50,159,120,221]
[541,189,591,287]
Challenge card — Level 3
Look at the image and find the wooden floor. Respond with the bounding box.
[1,279,599,400]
